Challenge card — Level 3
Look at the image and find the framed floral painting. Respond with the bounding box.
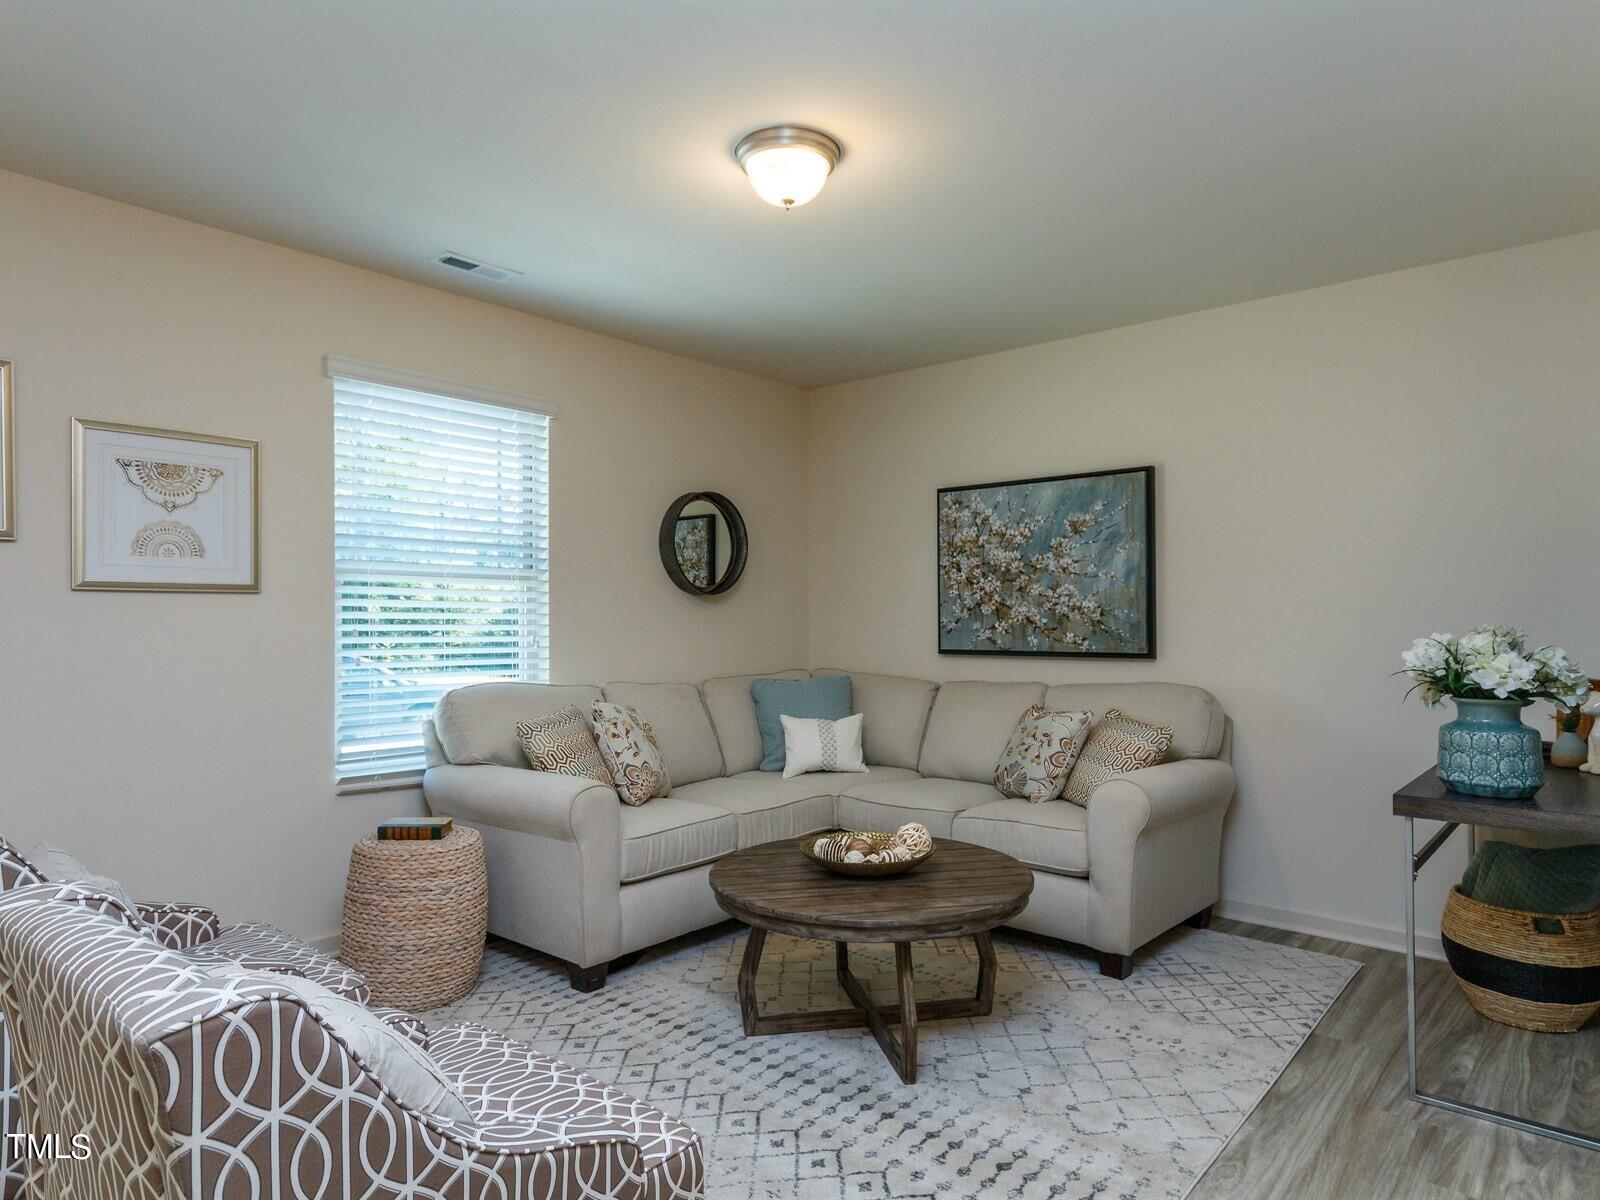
[673,513,716,590]
[72,419,259,592]
[937,465,1154,658]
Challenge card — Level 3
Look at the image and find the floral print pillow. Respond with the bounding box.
[993,705,1094,803]
[589,700,672,805]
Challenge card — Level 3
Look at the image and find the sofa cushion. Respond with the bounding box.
[781,713,866,780]
[917,681,1047,783]
[702,669,809,775]
[751,675,852,772]
[1062,708,1174,806]
[435,683,603,768]
[992,706,1093,803]
[603,681,725,786]
[591,700,673,805]
[837,778,1002,838]
[515,705,610,783]
[619,797,737,883]
[813,670,939,769]
[677,767,919,848]
[953,798,1089,877]
[1042,682,1225,760]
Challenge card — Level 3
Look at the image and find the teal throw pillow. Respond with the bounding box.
[751,675,852,772]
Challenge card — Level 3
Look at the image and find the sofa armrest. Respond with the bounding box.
[1084,759,1236,955]
[136,901,222,950]
[424,764,620,843]
[1087,759,1236,838]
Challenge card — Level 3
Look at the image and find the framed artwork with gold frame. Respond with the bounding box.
[0,360,14,541]
[72,418,259,592]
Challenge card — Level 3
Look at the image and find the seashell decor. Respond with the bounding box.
[802,823,934,877]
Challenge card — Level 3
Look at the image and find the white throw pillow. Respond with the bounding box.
[780,713,868,780]
[205,963,472,1123]
[27,842,139,913]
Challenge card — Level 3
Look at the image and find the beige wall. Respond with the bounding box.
[806,230,1600,952]
[4,163,1595,955]
[0,170,808,940]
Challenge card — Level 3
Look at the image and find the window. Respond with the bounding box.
[331,362,551,787]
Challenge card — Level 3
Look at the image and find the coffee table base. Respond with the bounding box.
[735,927,997,1084]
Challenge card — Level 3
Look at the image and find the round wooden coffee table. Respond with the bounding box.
[709,836,1033,1083]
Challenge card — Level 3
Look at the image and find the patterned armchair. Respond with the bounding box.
[0,884,703,1200]
[0,837,372,1199]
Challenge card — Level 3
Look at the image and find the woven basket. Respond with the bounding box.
[799,830,934,878]
[341,826,488,1010]
[1440,886,1600,1034]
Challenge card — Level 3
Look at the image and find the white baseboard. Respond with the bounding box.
[1216,898,1445,961]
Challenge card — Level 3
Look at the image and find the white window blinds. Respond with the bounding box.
[333,373,550,786]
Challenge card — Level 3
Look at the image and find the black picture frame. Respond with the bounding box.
[936,465,1155,659]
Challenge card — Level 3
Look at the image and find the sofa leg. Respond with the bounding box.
[567,962,608,992]
[1185,905,1214,930]
[1097,952,1133,980]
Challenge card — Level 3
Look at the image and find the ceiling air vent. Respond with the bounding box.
[434,253,522,284]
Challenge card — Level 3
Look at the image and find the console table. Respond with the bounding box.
[1394,765,1600,1150]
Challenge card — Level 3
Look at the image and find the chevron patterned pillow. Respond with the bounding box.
[1061,708,1174,806]
[516,705,611,785]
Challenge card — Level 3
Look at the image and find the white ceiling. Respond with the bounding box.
[2,0,1598,388]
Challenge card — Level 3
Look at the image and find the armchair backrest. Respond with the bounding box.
[0,839,43,891]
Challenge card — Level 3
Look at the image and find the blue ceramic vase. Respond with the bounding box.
[1437,698,1544,799]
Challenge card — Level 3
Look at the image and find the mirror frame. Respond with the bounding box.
[659,491,747,596]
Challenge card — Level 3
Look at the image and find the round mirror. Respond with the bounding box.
[659,491,747,595]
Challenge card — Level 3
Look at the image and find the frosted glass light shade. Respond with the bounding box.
[734,126,841,210]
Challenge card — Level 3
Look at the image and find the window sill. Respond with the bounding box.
[337,770,425,797]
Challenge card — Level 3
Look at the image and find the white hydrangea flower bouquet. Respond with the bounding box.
[1399,625,1590,708]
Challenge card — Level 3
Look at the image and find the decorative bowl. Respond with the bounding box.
[799,828,935,878]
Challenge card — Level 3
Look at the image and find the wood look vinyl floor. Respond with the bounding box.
[1189,919,1598,1200]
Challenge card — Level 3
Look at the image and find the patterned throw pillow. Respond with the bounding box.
[516,706,610,784]
[993,705,1094,803]
[1062,708,1174,806]
[589,700,672,805]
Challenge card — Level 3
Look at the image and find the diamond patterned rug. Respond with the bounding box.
[428,924,1359,1200]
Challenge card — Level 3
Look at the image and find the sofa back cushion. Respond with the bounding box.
[434,683,603,768]
[750,676,853,772]
[917,681,1047,783]
[602,682,725,786]
[1042,682,1225,759]
[813,669,939,769]
[702,670,810,775]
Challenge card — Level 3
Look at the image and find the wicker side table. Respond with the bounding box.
[340,826,488,1010]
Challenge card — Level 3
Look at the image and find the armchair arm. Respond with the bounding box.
[424,764,620,843]
[148,998,650,1197]
[135,901,222,950]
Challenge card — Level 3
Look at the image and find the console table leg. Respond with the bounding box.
[737,927,767,1036]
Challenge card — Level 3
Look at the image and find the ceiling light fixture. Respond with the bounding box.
[733,125,842,210]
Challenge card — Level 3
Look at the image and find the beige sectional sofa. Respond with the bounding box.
[422,670,1234,990]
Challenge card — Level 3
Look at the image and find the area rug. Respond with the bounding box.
[427,925,1359,1200]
